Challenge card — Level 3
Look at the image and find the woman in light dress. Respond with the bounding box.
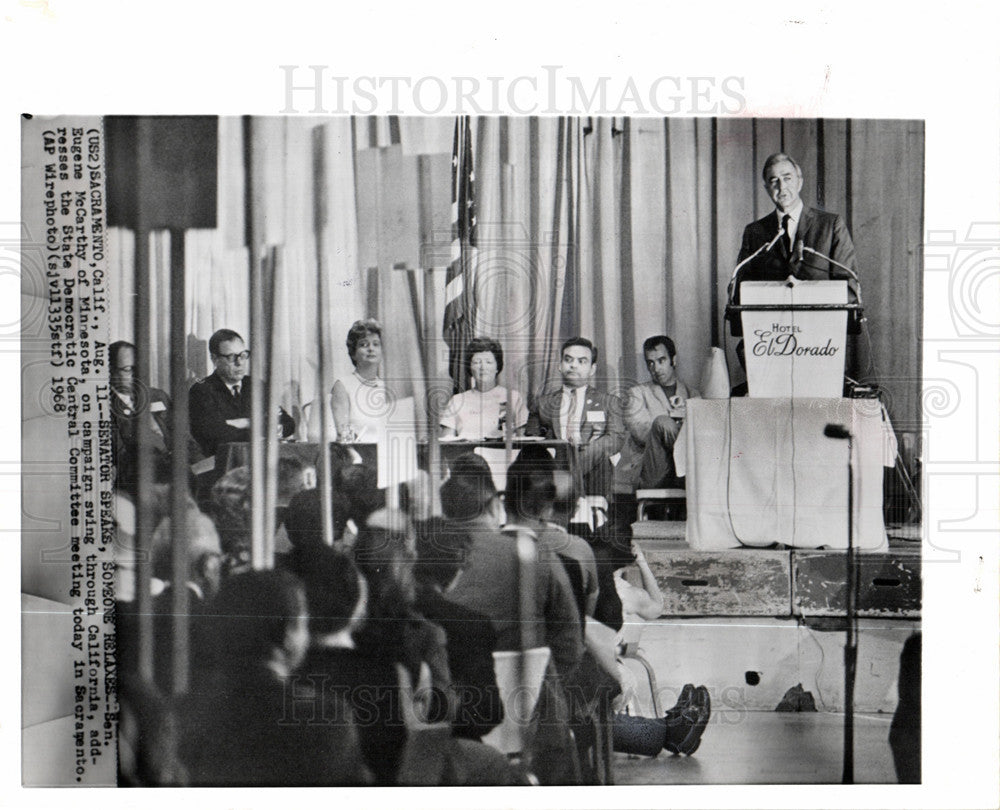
[329,319,391,443]
[439,337,528,441]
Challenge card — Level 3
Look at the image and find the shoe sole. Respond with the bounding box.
[678,688,711,756]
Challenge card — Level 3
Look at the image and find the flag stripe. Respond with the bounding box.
[442,116,478,393]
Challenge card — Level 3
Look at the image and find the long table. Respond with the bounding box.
[676,398,897,551]
[216,438,576,494]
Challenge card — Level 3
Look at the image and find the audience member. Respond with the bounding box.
[295,546,407,785]
[279,486,352,575]
[352,510,453,725]
[335,462,386,529]
[610,539,711,757]
[209,465,253,574]
[414,517,504,741]
[441,454,583,678]
[504,447,598,628]
[181,570,370,785]
[116,503,222,690]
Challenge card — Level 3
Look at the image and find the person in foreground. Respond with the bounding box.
[181,569,370,785]
[611,538,711,757]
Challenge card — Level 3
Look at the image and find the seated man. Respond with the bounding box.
[116,504,223,692]
[616,335,700,491]
[441,453,584,679]
[413,518,505,742]
[108,340,174,495]
[526,337,624,500]
[188,328,295,458]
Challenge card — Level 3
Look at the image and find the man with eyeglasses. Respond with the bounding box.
[188,328,295,458]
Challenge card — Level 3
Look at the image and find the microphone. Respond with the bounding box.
[729,228,783,282]
[823,423,852,440]
[800,245,861,285]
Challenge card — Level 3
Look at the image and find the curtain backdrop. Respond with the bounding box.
[108,116,923,436]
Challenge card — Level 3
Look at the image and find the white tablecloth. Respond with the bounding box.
[676,398,896,551]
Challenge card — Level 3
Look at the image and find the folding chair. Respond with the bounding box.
[481,647,552,757]
[635,488,687,521]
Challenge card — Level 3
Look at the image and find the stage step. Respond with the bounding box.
[642,549,792,617]
[629,525,921,619]
[793,551,922,618]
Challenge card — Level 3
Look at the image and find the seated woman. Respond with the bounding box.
[310,318,391,443]
[440,337,528,440]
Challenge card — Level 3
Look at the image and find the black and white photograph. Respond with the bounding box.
[6,3,1000,809]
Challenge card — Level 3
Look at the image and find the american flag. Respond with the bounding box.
[443,116,477,393]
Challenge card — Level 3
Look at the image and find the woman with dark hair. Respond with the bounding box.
[440,336,528,440]
[317,318,390,443]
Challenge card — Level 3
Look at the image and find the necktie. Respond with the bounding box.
[781,213,792,256]
[566,388,581,445]
[232,383,242,408]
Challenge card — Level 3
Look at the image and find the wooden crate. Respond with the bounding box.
[638,549,792,617]
[792,550,922,618]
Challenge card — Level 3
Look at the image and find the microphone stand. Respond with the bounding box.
[727,229,784,303]
[824,422,857,784]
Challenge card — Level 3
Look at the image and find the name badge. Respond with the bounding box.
[587,411,605,421]
[150,401,167,413]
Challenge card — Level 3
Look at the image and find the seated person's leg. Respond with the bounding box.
[638,414,681,489]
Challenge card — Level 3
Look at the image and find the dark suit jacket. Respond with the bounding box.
[414,587,504,740]
[298,646,406,786]
[733,206,860,334]
[180,663,370,786]
[525,386,625,499]
[188,372,295,458]
[110,386,174,493]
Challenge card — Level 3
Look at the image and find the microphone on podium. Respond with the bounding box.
[800,245,862,282]
[727,228,785,307]
[799,244,863,308]
[730,228,783,282]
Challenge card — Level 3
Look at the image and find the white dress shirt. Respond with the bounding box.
[559,385,588,443]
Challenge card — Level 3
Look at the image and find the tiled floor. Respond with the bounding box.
[611,710,897,784]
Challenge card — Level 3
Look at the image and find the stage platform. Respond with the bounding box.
[612,711,897,784]
[620,521,921,717]
[629,521,921,619]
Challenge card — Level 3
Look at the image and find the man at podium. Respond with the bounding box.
[734,152,859,306]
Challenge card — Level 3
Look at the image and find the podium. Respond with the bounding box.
[681,278,891,551]
[726,280,859,398]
